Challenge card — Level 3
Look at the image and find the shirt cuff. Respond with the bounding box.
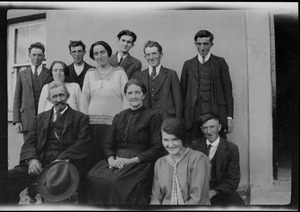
[227,117,233,119]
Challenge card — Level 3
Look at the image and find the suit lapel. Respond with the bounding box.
[24,67,33,88]
[216,137,227,173]
[40,67,50,85]
[41,110,52,148]
[191,56,199,79]
[121,53,131,68]
[153,66,167,93]
[110,53,118,66]
[140,69,150,106]
[62,107,74,135]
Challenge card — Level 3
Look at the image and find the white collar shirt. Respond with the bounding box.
[149,64,161,79]
[197,51,211,64]
[206,136,220,161]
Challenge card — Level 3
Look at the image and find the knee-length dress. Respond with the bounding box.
[86,106,164,204]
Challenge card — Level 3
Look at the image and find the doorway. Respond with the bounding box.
[273,13,298,206]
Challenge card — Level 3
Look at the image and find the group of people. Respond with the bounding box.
[8,29,244,206]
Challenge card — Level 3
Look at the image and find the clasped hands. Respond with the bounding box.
[108,156,139,169]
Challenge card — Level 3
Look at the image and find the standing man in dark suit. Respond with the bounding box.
[7,81,92,204]
[180,30,234,143]
[13,42,52,142]
[134,40,182,120]
[190,113,244,206]
[67,40,94,90]
[110,30,142,79]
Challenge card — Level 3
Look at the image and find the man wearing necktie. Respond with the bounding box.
[134,40,183,120]
[109,30,142,80]
[190,113,244,206]
[8,81,92,204]
[13,42,52,142]
[180,30,234,144]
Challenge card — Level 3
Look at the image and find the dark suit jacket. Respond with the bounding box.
[134,66,183,120]
[190,137,240,193]
[110,52,142,79]
[13,66,52,131]
[67,61,94,90]
[19,106,92,164]
[180,54,234,129]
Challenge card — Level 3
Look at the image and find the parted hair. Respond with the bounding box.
[89,41,112,60]
[161,118,188,147]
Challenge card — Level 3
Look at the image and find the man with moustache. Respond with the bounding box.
[110,30,142,79]
[67,40,94,90]
[7,81,92,204]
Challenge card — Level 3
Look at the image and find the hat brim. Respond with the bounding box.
[37,161,79,202]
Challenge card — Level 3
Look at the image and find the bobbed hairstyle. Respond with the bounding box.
[161,118,188,147]
[89,41,112,60]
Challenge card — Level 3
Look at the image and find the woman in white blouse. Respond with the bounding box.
[81,41,128,169]
[38,60,81,114]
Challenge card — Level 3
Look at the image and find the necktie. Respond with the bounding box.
[202,57,205,64]
[34,66,38,77]
[206,144,212,157]
[151,67,157,80]
[55,111,61,122]
[118,57,123,65]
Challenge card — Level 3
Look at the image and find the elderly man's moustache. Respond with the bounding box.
[55,101,65,106]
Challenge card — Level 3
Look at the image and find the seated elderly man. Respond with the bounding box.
[7,81,92,204]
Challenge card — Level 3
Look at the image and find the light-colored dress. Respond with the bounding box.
[150,148,211,205]
[38,82,81,113]
[80,67,129,125]
[80,67,128,168]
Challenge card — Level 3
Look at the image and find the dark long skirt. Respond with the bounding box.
[86,124,111,170]
[85,153,154,205]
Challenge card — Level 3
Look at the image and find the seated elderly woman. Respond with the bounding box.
[150,118,211,205]
[38,60,81,113]
[85,79,164,205]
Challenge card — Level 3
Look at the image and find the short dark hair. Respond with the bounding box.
[117,30,137,44]
[28,42,45,54]
[68,40,86,51]
[194,30,214,42]
[161,118,188,147]
[124,78,147,95]
[49,60,70,78]
[89,41,112,60]
[197,113,220,127]
[143,40,163,54]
